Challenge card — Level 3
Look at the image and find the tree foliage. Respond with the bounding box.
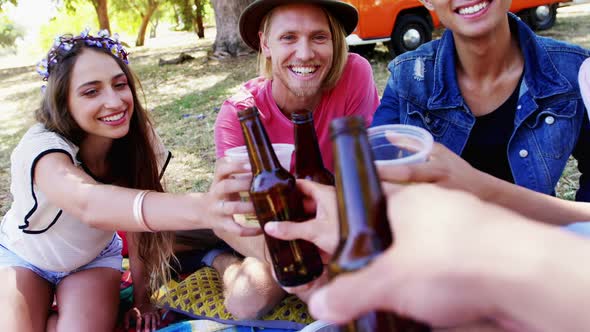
[0,0,17,12]
[112,0,162,46]
[170,0,209,38]
[61,0,110,32]
[0,13,23,48]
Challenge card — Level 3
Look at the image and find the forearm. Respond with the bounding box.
[477,172,590,225]
[478,219,590,332]
[77,185,208,231]
[128,233,151,305]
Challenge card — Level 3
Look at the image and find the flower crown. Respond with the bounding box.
[36,28,129,86]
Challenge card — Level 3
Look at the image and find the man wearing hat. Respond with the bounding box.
[209,0,380,319]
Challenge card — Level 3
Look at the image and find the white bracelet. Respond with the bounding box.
[133,190,155,232]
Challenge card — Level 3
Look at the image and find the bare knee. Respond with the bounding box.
[53,269,120,332]
[222,257,285,319]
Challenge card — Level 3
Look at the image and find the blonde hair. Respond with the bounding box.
[257,6,349,91]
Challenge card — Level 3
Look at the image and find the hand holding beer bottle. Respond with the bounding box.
[329,116,430,332]
[237,106,324,287]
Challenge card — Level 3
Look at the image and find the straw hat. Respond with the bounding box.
[239,0,358,51]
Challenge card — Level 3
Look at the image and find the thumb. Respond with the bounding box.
[308,255,392,323]
[379,162,446,184]
[264,220,312,241]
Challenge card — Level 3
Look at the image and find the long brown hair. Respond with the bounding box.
[35,42,175,298]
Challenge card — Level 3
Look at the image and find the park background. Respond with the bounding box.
[1,0,590,216]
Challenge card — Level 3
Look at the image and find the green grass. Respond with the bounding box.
[1,6,589,215]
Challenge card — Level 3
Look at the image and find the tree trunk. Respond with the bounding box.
[91,0,111,33]
[135,2,159,46]
[149,18,158,38]
[195,0,205,39]
[210,0,254,58]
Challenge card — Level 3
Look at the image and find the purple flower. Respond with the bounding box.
[80,28,90,38]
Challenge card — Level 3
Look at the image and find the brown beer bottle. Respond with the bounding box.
[237,106,324,287]
[292,111,335,185]
[329,116,430,332]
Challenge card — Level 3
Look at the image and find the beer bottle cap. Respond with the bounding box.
[291,110,314,124]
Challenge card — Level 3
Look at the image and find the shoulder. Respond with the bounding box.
[535,35,590,59]
[382,39,441,98]
[390,39,440,67]
[532,36,590,81]
[338,53,376,87]
[12,124,78,165]
[222,77,268,111]
[384,39,440,85]
[345,53,372,71]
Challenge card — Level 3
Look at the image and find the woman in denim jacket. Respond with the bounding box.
[372,0,590,201]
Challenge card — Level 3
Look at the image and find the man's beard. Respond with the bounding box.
[283,77,323,98]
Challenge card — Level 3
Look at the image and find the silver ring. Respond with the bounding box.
[219,199,225,211]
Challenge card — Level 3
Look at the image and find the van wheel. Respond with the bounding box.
[388,14,432,57]
[528,4,557,31]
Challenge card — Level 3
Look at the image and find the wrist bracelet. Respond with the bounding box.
[133,190,155,232]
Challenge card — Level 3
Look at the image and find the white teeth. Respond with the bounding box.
[290,66,317,75]
[458,1,489,15]
[101,112,125,122]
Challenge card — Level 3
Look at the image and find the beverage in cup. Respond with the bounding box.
[225,143,294,227]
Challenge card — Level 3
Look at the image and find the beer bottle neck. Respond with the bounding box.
[331,117,393,266]
[293,116,326,174]
[240,110,282,174]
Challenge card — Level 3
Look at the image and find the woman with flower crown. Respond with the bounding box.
[0,29,260,331]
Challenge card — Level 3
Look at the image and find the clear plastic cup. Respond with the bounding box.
[224,143,294,227]
[367,124,433,165]
[225,143,294,171]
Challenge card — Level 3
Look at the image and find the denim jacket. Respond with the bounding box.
[372,14,590,201]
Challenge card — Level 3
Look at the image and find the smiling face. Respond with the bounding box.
[67,48,134,143]
[422,0,511,39]
[260,4,334,100]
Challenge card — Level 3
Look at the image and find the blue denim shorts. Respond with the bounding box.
[0,233,123,285]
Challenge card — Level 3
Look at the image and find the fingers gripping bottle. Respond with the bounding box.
[330,116,430,332]
[238,106,324,287]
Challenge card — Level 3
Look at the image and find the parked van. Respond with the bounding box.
[344,0,570,55]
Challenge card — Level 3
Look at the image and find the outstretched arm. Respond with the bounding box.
[377,143,590,226]
[308,184,590,331]
[34,152,261,235]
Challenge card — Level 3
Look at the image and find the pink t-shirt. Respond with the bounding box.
[214,53,379,171]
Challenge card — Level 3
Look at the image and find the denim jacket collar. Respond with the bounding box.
[429,13,572,111]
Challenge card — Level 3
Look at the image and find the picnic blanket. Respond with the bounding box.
[157,320,297,332]
[155,267,314,331]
